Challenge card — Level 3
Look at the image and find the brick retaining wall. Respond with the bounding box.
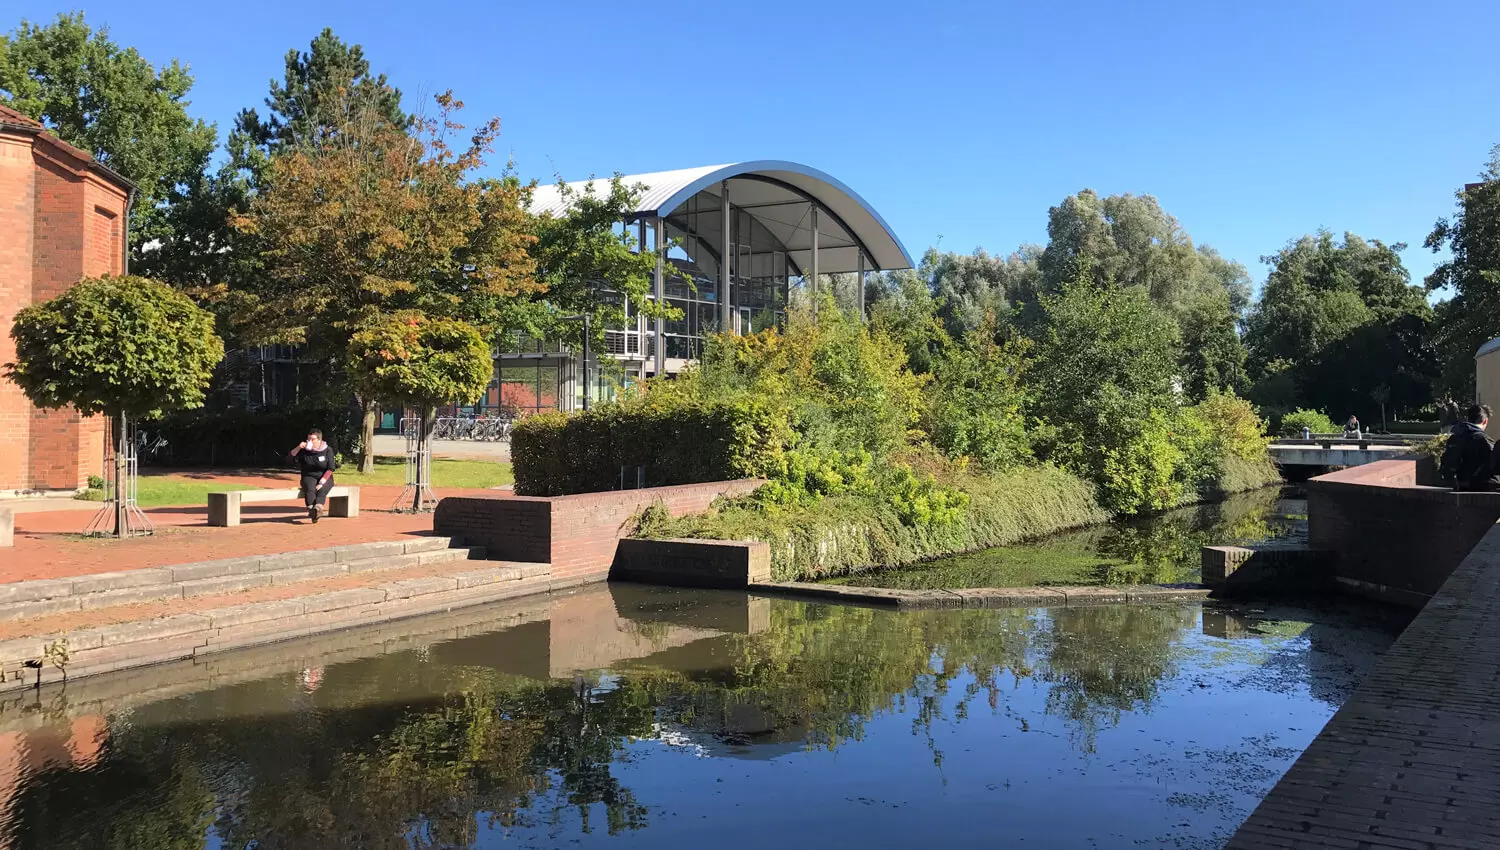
[433,479,763,584]
[1307,459,1500,606]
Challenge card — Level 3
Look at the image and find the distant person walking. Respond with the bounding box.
[1343,415,1362,439]
[290,429,337,523]
[1439,404,1497,491]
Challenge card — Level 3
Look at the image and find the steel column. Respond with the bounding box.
[857,250,866,319]
[810,206,820,304]
[653,217,665,376]
[721,180,732,334]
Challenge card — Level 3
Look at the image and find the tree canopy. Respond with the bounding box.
[6,275,224,420]
[1244,230,1434,422]
[1426,147,1500,396]
[0,12,217,262]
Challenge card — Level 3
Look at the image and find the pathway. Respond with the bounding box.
[2,482,510,582]
[1228,521,1500,849]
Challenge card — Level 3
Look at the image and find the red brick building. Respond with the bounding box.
[0,104,134,495]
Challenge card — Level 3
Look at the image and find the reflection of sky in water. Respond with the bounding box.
[0,587,1406,850]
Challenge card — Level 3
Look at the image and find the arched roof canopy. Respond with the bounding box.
[529,160,912,274]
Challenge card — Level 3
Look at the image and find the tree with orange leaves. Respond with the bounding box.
[234,88,539,471]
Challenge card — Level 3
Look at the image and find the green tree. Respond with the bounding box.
[1025,258,1186,513]
[1036,189,1252,315]
[0,12,217,264]
[925,317,1031,470]
[347,313,492,510]
[1245,230,1433,421]
[6,276,224,536]
[1426,148,1500,396]
[236,90,538,471]
[145,28,409,290]
[517,175,674,358]
[1032,190,1250,401]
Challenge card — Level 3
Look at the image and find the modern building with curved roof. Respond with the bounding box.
[493,160,912,414]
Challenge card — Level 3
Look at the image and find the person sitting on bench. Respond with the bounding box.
[290,429,338,523]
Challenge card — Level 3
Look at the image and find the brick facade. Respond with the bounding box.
[433,479,764,585]
[1307,459,1500,606]
[0,105,132,494]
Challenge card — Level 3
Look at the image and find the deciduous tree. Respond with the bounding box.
[347,313,492,510]
[235,90,539,471]
[0,12,217,263]
[1426,147,1500,395]
[6,276,224,536]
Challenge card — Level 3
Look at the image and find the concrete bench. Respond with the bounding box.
[207,487,359,527]
[0,507,11,548]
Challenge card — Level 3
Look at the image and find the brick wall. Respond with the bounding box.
[0,116,126,492]
[0,132,36,492]
[1307,459,1500,606]
[434,479,764,584]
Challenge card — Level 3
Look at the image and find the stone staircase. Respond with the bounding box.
[0,536,552,691]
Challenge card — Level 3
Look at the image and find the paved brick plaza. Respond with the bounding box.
[1,475,508,582]
[1228,523,1500,848]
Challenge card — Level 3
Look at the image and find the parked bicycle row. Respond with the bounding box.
[400,416,515,442]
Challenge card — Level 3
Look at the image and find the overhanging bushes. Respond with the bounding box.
[640,464,1108,582]
[510,401,789,496]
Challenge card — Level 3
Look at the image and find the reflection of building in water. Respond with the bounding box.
[432,584,770,680]
[1202,610,1255,639]
[653,701,809,761]
[0,715,107,846]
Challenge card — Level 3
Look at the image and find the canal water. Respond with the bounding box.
[0,580,1406,849]
[826,487,1307,589]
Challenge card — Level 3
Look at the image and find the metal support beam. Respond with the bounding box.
[653,217,665,376]
[721,181,732,334]
[637,220,648,380]
[857,250,866,320]
[810,206,820,305]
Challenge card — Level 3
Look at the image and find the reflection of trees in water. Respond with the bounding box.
[1033,605,1196,752]
[3,599,1206,847]
[1091,487,1285,584]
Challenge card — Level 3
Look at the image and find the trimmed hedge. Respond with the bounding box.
[139,407,359,468]
[510,401,789,496]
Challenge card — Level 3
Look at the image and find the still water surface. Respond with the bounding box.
[0,579,1406,849]
[828,487,1307,589]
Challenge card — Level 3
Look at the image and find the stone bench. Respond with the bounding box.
[207,487,359,527]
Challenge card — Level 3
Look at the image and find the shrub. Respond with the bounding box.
[510,400,790,496]
[925,320,1030,470]
[1279,408,1337,437]
[641,464,1105,581]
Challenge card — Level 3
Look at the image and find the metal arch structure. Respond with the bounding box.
[529,160,913,273]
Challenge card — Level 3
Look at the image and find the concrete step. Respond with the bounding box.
[0,537,479,622]
[0,559,554,690]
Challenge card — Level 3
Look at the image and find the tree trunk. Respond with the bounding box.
[414,405,437,512]
[360,399,376,474]
[113,413,128,539]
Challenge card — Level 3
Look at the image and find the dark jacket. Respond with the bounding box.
[296,443,337,476]
[1438,422,1496,490]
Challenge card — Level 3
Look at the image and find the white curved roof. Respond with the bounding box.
[528,160,912,273]
[1479,338,1500,359]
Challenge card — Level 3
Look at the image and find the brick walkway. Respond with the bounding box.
[2,482,509,583]
[1228,522,1500,848]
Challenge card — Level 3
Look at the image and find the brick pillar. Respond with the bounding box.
[0,131,35,492]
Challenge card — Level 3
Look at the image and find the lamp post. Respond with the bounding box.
[560,314,591,411]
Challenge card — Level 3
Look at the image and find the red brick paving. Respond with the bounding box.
[0,476,510,583]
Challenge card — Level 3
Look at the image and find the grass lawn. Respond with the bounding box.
[88,457,512,508]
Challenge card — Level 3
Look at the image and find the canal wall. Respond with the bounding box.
[433,479,763,587]
[1306,459,1500,607]
[1227,513,1500,849]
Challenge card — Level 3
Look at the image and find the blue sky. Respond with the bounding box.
[15,0,1500,292]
